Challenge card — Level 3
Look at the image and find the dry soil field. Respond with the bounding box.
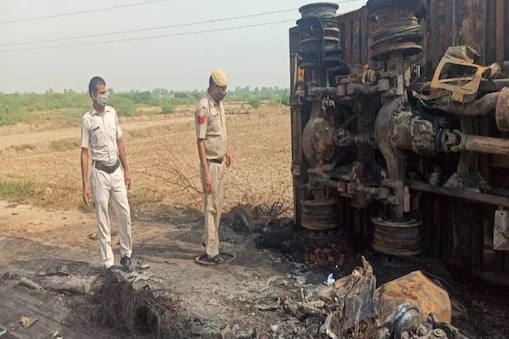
[0,104,293,214]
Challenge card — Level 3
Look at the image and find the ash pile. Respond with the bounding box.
[90,268,191,338]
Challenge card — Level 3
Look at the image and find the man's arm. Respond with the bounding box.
[195,103,212,194]
[197,139,212,194]
[117,138,132,190]
[226,149,232,167]
[81,148,92,204]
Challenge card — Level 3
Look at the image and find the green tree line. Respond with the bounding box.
[0,87,289,126]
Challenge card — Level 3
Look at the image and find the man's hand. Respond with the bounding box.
[226,151,232,167]
[124,170,132,190]
[83,183,92,205]
[203,170,212,194]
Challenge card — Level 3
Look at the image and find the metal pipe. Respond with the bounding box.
[438,92,499,116]
[461,135,509,155]
[346,83,379,95]
[309,87,337,96]
[311,175,389,199]
[408,180,509,207]
[310,176,339,189]
[312,175,509,207]
[310,83,380,97]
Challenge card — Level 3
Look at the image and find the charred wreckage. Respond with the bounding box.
[289,0,509,284]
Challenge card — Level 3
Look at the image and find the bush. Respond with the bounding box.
[0,95,26,126]
[15,93,89,112]
[109,96,136,116]
[279,93,290,106]
[124,91,157,105]
[160,100,175,114]
[248,98,261,109]
[0,178,37,201]
[269,93,290,106]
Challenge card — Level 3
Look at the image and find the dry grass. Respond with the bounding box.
[49,138,80,152]
[0,103,293,214]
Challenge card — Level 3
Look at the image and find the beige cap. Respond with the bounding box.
[211,68,228,86]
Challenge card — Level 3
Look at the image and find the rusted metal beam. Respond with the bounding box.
[496,0,505,62]
[290,26,304,227]
[438,92,499,116]
[436,0,447,67]
[453,0,465,46]
[408,180,509,207]
[485,0,497,63]
[426,0,436,65]
[360,12,369,65]
[352,18,360,64]
[475,0,487,64]
[344,20,353,65]
[461,135,509,155]
[444,0,455,46]
[506,1,509,60]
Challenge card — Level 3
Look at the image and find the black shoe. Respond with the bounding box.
[120,255,133,272]
[209,254,225,264]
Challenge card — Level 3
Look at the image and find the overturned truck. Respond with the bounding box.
[289,0,509,283]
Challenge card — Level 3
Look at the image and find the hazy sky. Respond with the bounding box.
[0,0,367,93]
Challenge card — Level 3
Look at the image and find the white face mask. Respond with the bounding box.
[96,93,108,106]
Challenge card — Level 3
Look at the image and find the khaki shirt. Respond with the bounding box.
[81,106,122,165]
[195,92,227,160]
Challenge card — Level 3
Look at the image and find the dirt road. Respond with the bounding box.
[0,115,191,150]
[0,201,303,338]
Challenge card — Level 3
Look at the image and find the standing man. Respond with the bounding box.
[81,76,133,272]
[195,69,232,264]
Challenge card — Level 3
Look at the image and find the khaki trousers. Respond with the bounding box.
[201,161,226,257]
[91,166,132,268]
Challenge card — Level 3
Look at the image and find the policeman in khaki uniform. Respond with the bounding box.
[81,76,133,271]
[195,69,232,264]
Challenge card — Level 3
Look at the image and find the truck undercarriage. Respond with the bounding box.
[290,0,509,284]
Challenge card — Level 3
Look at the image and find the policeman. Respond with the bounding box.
[81,76,133,271]
[195,69,232,264]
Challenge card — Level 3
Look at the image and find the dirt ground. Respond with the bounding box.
[1,106,509,338]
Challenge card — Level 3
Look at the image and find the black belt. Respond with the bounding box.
[94,160,120,174]
[208,157,223,164]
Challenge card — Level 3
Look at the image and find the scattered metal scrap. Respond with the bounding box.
[232,202,286,235]
[126,271,154,284]
[281,257,468,338]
